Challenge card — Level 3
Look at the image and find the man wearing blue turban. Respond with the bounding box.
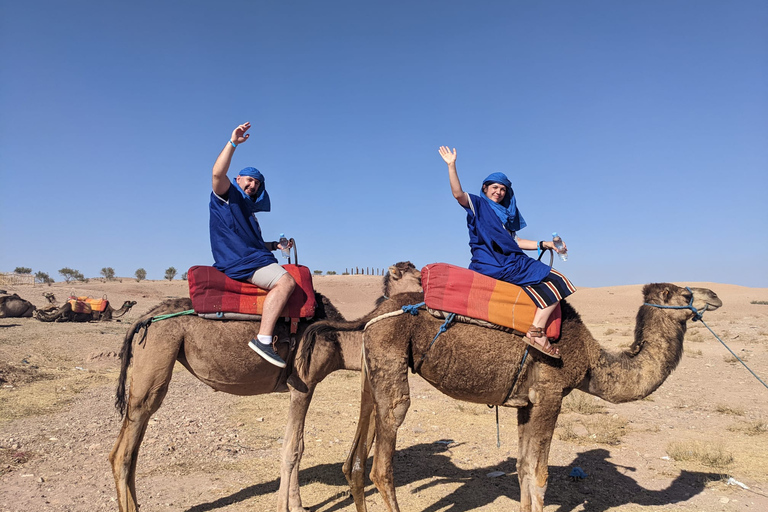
[438,146,576,359]
[210,122,295,367]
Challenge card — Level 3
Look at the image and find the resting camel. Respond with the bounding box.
[0,294,37,318]
[308,283,722,512]
[110,262,422,512]
[35,300,137,322]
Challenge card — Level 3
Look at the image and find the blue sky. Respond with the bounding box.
[1,1,766,287]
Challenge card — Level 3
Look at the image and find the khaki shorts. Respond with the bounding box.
[249,263,288,290]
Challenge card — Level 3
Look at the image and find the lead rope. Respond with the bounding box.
[644,288,768,391]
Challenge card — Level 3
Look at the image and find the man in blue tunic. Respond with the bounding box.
[210,122,296,367]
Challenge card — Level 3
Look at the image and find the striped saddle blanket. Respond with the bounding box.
[187,265,316,330]
[422,263,561,339]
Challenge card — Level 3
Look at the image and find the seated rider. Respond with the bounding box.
[210,122,296,367]
[438,146,576,358]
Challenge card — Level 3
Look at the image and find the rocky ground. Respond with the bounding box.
[1,276,767,511]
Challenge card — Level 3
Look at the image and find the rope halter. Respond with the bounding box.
[643,287,706,322]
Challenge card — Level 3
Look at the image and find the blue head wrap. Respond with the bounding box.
[234,167,271,213]
[481,172,526,232]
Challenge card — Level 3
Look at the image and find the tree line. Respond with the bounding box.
[10,266,185,283]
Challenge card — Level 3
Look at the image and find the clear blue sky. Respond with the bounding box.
[1,1,766,286]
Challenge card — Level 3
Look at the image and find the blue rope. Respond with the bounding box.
[643,287,767,391]
[402,302,425,315]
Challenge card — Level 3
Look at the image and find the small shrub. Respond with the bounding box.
[666,441,734,469]
[181,271,188,281]
[723,353,746,364]
[562,391,605,415]
[684,348,703,358]
[603,328,616,336]
[135,268,147,282]
[715,404,745,416]
[164,267,177,281]
[750,300,768,305]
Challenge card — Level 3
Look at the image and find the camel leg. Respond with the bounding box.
[109,339,179,512]
[276,384,316,512]
[516,393,562,512]
[343,369,377,512]
[367,355,411,512]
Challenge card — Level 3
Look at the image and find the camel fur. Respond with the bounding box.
[35,300,137,322]
[306,283,722,512]
[0,294,37,318]
[109,262,422,512]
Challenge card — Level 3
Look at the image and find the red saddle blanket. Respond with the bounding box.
[422,263,561,339]
[188,265,316,321]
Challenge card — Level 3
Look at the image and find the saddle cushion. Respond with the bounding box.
[68,296,109,313]
[188,264,316,319]
[421,263,561,338]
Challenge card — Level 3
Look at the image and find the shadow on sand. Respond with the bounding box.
[186,443,720,512]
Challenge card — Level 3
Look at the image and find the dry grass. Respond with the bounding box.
[727,420,768,436]
[561,390,606,415]
[723,353,747,363]
[714,404,745,416]
[555,414,628,445]
[666,440,734,469]
[603,328,616,336]
[684,348,703,358]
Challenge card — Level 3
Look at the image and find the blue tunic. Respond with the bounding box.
[464,193,550,287]
[209,182,278,280]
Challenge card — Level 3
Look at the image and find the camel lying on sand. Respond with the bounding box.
[0,294,37,318]
[110,262,422,512]
[35,300,137,322]
[304,283,722,512]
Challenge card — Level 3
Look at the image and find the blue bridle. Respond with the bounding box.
[642,287,706,322]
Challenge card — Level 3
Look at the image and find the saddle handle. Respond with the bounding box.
[288,238,299,265]
[537,247,554,267]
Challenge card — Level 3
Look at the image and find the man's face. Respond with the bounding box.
[236,175,261,197]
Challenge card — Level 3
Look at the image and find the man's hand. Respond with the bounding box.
[231,122,251,145]
[438,146,457,166]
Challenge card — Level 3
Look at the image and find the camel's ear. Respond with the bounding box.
[388,265,401,279]
[661,287,671,303]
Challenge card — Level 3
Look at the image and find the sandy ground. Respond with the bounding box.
[1,275,767,512]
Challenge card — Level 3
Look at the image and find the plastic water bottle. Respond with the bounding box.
[552,232,568,261]
[278,233,290,259]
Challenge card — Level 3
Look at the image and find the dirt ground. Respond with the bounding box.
[1,275,767,512]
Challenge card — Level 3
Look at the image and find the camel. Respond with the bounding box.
[0,294,37,318]
[109,262,422,512]
[306,283,722,512]
[35,300,137,322]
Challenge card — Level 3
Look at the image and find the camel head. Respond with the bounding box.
[641,283,722,322]
[384,261,422,297]
[43,292,57,304]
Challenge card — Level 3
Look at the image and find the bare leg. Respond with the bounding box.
[516,393,561,512]
[258,273,296,337]
[527,302,559,354]
[277,385,315,512]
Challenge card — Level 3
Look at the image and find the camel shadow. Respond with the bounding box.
[185,444,719,512]
[0,324,21,328]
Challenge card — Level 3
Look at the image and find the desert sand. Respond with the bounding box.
[1,274,767,511]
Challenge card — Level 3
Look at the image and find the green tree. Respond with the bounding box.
[313,270,323,276]
[134,268,147,282]
[181,271,188,281]
[164,267,177,281]
[14,267,32,274]
[101,267,116,280]
[326,270,337,275]
[35,271,54,284]
[59,267,79,283]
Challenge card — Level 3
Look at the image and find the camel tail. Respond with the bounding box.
[297,318,368,378]
[115,317,153,417]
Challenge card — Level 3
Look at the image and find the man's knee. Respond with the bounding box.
[278,273,296,293]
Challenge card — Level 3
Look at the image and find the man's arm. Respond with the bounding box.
[212,122,251,196]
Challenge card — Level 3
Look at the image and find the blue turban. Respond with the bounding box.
[481,172,526,232]
[234,167,271,213]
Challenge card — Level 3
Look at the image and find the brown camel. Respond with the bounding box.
[109,262,422,512]
[307,283,722,512]
[0,294,37,318]
[35,300,137,322]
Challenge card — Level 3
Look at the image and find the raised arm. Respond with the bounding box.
[212,122,251,196]
[438,146,469,208]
